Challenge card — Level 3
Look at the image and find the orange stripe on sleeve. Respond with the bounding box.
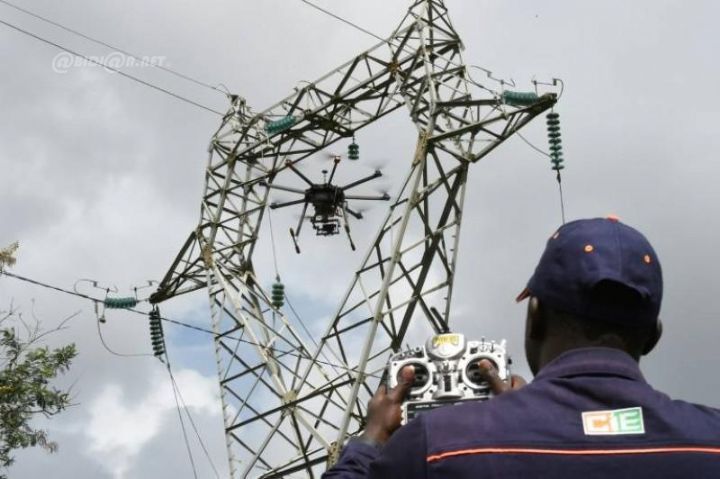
[427,446,720,463]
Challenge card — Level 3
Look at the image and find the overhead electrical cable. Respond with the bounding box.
[299,0,385,42]
[297,0,509,95]
[0,270,372,376]
[165,350,221,479]
[267,209,351,377]
[95,318,154,358]
[167,363,200,479]
[516,132,567,224]
[0,274,212,476]
[517,132,551,158]
[0,0,225,95]
[0,17,223,116]
[2,270,98,302]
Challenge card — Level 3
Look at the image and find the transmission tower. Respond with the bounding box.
[151,1,558,477]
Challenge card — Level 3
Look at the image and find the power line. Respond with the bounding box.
[517,132,551,158]
[297,0,508,95]
[516,132,567,224]
[558,176,566,224]
[0,0,225,95]
[2,270,97,301]
[166,355,221,479]
[0,270,369,375]
[0,17,224,116]
[95,316,154,358]
[299,0,385,42]
[266,208,353,377]
[168,363,200,479]
[1,270,212,476]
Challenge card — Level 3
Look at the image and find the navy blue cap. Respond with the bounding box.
[517,217,663,326]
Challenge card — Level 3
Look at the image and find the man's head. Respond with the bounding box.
[518,217,663,374]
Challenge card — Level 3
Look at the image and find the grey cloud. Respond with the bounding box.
[2,0,720,477]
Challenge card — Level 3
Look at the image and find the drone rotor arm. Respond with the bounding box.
[285,162,316,186]
[262,183,307,195]
[327,157,341,184]
[339,208,356,251]
[343,205,363,219]
[343,193,391,201]
[269,198,307,210]
[340,170,382,191]
[294,201,309,236]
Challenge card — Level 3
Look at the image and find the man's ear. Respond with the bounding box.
[641,319,663,356]
[527,297,546,340]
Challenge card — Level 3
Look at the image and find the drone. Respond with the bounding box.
[261,156,390,253]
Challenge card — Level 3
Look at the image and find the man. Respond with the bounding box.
[323,217,720,478]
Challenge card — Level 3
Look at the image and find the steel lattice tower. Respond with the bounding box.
[151,1,557,477]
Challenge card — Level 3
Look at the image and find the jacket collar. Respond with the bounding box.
[534,347,646,383]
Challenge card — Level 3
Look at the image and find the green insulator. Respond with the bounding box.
[148,308,166,358]
[348,141,359,160]
[152,341,165,357]
[105,297,138,309]
[551,153,565,171]
[546,111,566,172]
[502,91,539,106]
[271,282,285,309]
[265,116,297,135]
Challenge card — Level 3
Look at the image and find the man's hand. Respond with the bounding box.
[361,366,415,446]
[477,359,526,395]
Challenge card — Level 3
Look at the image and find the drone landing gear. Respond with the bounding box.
[289,227,301,254]
[263,155,390,254]
[289,201,309,254]
[344,225,356,251]
[340,207,357,251]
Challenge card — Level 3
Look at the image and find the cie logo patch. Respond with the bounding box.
[582,407,645,435]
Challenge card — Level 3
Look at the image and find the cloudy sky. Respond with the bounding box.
[1,0,719,477]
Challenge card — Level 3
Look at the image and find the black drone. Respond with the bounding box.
[262,156,389,253]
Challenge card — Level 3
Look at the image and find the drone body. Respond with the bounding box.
[265,155,389,253]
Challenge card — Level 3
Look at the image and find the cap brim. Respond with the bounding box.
[515,287,531,303]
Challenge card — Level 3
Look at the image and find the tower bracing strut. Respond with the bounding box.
[151,1,558,477]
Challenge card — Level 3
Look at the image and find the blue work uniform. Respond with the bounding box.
[323,347,720,478]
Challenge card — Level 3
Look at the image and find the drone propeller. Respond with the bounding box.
[364,157,391,171]
[314,151,343,164]
[268,193,294,206]
[269,198,306,210]
[344,208,362,220]
[373,182,392,197]
[344,203,374,220]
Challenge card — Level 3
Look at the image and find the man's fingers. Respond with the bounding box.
[388,364,415,402]
[510,375,527,390]
[478,359,508,395]
[376,383,388,395]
